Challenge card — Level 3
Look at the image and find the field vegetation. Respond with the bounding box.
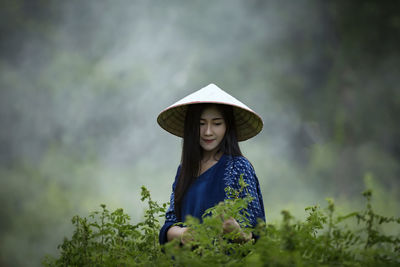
[44,181,400,266]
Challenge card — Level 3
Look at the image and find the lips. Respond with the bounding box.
[203,139,215,144]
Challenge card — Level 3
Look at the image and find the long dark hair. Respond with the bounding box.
[174,103,242,220]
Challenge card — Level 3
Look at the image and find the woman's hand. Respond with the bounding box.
[180,227,194,245]
[222,217,252,243]
[222,217,241,233]
[167,226,194,245]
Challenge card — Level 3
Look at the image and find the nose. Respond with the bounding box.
[205,123,212,135]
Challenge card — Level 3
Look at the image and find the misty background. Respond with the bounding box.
[1,0,399,266]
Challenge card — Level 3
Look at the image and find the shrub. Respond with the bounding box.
[43,179,400,266]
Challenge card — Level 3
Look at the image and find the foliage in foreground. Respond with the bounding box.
[43,181,400,266]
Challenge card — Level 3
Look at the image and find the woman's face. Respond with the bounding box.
[199,105,226,154]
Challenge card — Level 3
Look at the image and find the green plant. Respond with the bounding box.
[44,181,400,266]
[43,187,170,266]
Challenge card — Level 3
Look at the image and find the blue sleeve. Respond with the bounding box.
[159,166,181,245]
[225,157,265,227]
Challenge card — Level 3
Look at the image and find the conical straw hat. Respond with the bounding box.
[157,83,263,141]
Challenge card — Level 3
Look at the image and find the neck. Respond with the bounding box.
[202,150,222,162]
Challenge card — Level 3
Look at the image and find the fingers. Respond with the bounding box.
[180,227,194,245]
[222,217,240,233]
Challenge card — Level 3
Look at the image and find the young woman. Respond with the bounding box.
[157,84,265,245]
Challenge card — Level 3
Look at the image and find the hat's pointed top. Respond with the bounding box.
[171,83,252,111]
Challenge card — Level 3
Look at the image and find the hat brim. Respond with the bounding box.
[157,100,263,142]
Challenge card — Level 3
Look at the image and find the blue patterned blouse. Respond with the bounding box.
[159,154,265,244]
